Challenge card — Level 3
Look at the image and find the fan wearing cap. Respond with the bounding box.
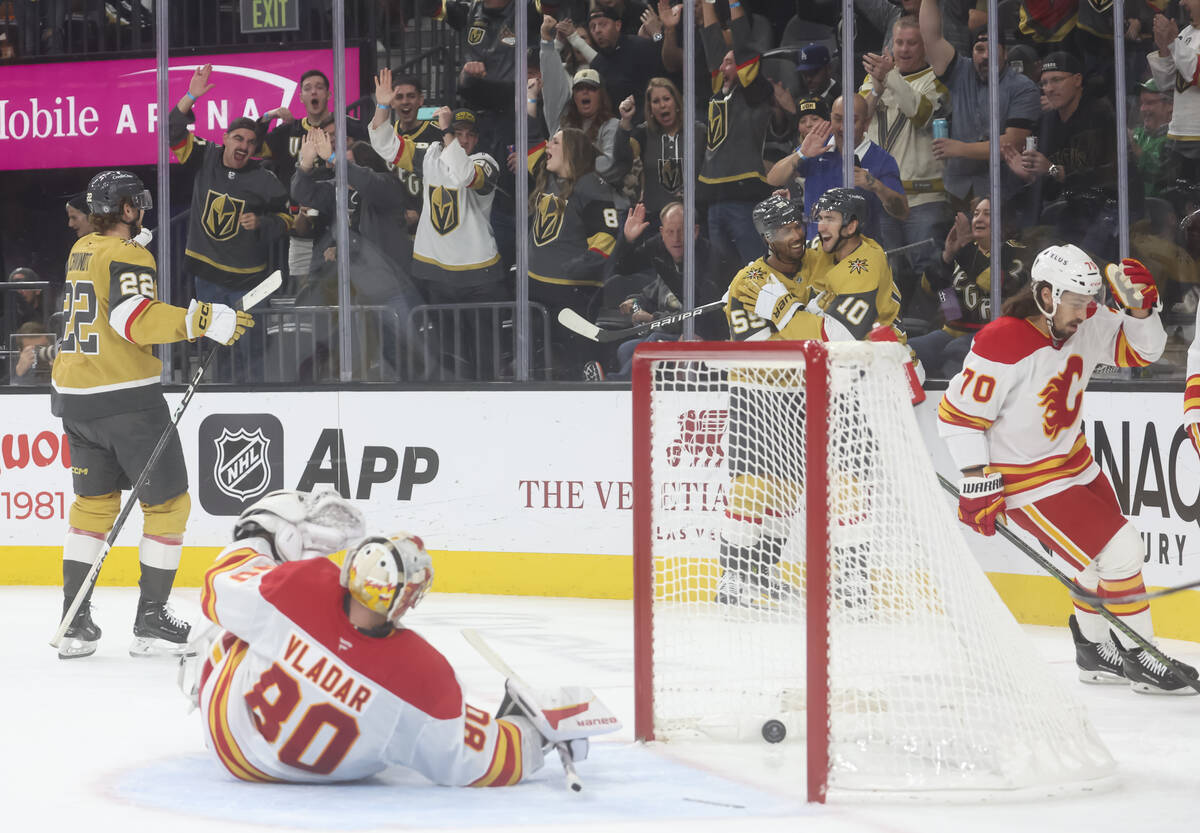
[584,6,664,120]
[696,0,775,265]
[765,97,828,201]
[794,43,841,114]
[858,15,949,276]
[1132,78,1174,198]
[919,0,1041,209]
[539,14,633,188]
[1150,5,1200,184]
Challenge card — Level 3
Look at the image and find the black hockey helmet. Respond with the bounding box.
[752,194,803,240]
[86,170,152,215]
[812,187,868,231]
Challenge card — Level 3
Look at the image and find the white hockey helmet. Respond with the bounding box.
[1030,243,1102,318]
[339,533,433,625]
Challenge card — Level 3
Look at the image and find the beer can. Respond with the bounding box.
[1025,136,1038,152]
[932,118,949,140]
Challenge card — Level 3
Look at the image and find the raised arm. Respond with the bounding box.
[919,0,956,77]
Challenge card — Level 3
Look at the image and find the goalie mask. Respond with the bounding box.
[1031,243,1101,323]
[339,533,433,625]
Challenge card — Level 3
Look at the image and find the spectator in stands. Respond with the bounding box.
[794,43,840,114]
[584,7,663,116]
[592,0,648,34]
[919,0,1041,213]
[256,70,368,289]
[373,72,444,233]
[908,198,1027,379]
[65,193,94,239]
[856,0,972,54]
[6,267,47,329]
[587,200,734,380]
[171,64,292,381]
[1006,43,1041,87]
[1133,77,1174,199]
[1004,51,1131,259]
[617,77,705,231]
[9,321,53,386]
[698,0,774,265]
[766,96,829,205]
[526,127,621,379]
[1150,7,1200,184]
[789,95,909,241]
[860,15,949,281]
[540,15,633,189]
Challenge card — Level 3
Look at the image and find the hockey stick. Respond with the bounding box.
[461,628,583,792]
[50,270,282,649]
[557,300,726,343]
[936,473,1200,694]
[1068,577,1200,606]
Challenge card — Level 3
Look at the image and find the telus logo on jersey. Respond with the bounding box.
[199,414,285,515]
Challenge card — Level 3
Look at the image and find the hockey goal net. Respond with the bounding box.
[631,340,1114,801]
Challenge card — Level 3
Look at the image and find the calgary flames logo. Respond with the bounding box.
[1038,354,1084,439]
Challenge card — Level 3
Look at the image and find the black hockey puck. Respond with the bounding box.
[762,719,786,743]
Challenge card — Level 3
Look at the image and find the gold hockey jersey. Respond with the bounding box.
[725,258,825,342]
[801,235,904,341]
[51,234,189,420]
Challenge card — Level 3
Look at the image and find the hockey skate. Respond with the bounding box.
[1068,615,1125,684]
[58,600,101,660]
[1112,631,1199,695]
[130,599,195,658]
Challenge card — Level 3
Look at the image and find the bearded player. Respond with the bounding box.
[52,170,254,660]
[939,243,1197,694]
[191,490,618,785]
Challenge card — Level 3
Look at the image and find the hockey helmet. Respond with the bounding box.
[86,170,153,216]
[812,187,869,231]
[340,533,433,625]
[752,194,803,241]
[1031,243,1101,318]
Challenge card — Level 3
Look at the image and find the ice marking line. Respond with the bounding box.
[683,797,747,809]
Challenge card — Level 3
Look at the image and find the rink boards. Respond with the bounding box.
[1,388,1197,639]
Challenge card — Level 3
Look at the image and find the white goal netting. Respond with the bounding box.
[634,341,1114,795]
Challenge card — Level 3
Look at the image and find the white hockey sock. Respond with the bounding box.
[64,529,106,567]
[139,534,183,571]
[1109,609,1156,651]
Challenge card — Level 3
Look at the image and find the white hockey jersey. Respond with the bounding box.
[938,308,1165,509]
[198,543,532,785]
[1148,25,1200,142]
[369,122,502,284]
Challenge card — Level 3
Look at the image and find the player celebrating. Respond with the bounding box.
[192,490,615,785]
[51,170,254,660]
[939,244,1198,693]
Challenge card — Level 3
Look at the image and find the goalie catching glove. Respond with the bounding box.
[957,471,1006,536]
[186,299,255,345]
[1103,258,1160,312]
[234,489,366,562]
[497,678,622,765]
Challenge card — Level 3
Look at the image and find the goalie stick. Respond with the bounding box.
[937,474,1200,695]
[557,300,726,343]
[50,270,282,650]
[461,628,583,792]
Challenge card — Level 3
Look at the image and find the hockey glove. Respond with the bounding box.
[1103,258,1160,312]
[957,471,1006,536]
[186,299,255,345]
[731,270,770,308]
[233,489,366,562]
[752,278,802,330]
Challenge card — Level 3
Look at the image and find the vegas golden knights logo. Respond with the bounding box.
[533,194,565,246]
[202,190,245,241]
[467,25,485,45]
[1086,0,1112,11]
[429,185,460,235]
[707,99,728,150]
[659,158,682,193]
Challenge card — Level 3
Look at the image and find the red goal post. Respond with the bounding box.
[630,339,1114,802]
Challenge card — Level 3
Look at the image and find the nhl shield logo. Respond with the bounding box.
[214,427,272,500]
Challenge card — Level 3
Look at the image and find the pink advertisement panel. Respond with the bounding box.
[0,48,361,171]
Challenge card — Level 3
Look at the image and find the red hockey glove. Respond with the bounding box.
[1104,258,1159,311]
[957,471,1006,536]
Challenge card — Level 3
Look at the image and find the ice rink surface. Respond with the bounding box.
[5,585,1200,833]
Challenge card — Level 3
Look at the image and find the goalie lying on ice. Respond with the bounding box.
[186,489,618,784]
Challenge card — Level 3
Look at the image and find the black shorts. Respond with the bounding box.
[726,384,806,483]
[63,401,188,506]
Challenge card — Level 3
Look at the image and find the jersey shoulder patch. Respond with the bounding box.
[971,316,1049,365]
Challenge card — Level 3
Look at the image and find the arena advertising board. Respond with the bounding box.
[0,48,360,171]
[1,389,1198,591]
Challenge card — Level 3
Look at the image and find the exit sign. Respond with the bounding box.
[240,0,299,33]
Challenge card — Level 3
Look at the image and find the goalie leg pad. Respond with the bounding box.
[68,491,120,535]
[140,491,191,537]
